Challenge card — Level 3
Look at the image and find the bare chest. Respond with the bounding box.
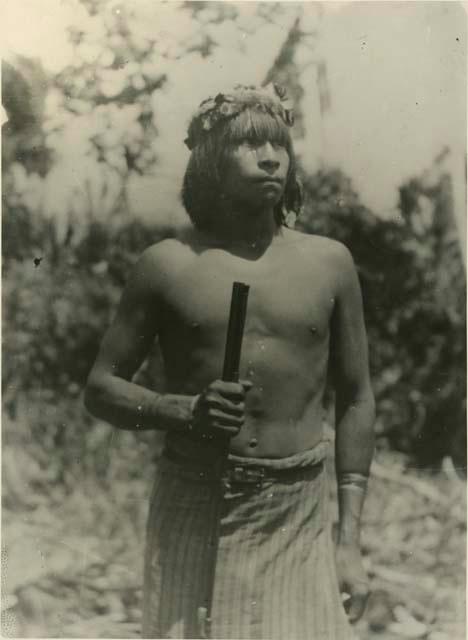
[160,249,336,344]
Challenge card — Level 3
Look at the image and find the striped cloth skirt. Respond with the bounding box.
[142,441,357,639]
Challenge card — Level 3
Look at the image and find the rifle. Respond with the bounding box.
[197,281,250,639]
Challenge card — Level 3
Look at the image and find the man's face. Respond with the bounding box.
[222,140,290,210]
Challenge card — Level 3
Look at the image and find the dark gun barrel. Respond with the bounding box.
[222,281,250,383]
[198,281,250,639]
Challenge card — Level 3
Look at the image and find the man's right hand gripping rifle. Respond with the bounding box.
[190,380,253,440]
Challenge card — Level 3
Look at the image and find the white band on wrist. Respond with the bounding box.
[338,472,368,493]
[187,395,201,432]
[190,394,200,416]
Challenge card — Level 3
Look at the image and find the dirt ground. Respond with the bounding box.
[2,442,465,640]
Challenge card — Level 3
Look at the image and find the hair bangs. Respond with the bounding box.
[223,108,291,150]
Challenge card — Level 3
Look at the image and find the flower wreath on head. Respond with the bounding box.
[184,83,295,150]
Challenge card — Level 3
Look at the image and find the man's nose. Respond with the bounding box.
[257,142,280,171]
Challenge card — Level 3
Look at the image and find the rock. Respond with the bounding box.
[1,596,18,613]
[17,585,54,621]
[427,632,450,640]
[389,606,428,638]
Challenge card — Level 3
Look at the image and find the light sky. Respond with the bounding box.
[319,1,466,218]
[2,1,466,224]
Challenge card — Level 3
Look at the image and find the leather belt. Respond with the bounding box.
[163,447,319,489]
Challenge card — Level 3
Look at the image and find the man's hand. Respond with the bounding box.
[192,379,252,438]
[336,543,369,623]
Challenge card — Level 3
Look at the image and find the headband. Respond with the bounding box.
[184,83,295,151]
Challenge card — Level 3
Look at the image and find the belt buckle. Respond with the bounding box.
[232,465,265,487]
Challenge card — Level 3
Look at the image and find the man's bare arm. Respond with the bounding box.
[84,247,195,431]
[330,244,375,621]
[84,245,249,435]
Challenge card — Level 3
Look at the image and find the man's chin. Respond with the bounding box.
[228,191,283,215]
[252,189,283,206]
[245,199,281,214]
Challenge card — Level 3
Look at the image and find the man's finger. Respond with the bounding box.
[211,380,244,394]
[216,383,248,400]
[216,424,241,436]
[208,408,244,426]
[210,398,245,415]
[346,587,369,623]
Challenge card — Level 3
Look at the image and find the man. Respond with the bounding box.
[85,84,375,639]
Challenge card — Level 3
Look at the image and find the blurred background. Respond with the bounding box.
[2,1,466,638]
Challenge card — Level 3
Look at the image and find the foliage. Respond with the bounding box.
[2,212,167,492]
[3,215,167,396]
[298,167,466,467]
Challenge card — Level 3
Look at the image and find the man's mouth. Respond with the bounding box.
[255,177,283,185]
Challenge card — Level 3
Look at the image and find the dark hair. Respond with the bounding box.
[182,107,303,230]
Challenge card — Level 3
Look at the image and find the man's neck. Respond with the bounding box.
[209,205,279,252]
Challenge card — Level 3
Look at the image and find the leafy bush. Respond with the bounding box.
[2,215,167,487]
[3,216,168,399]
[298,168,466,467]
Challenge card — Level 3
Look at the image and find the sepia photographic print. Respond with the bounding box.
[2,1,466,639]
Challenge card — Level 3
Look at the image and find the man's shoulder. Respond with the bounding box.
[140,236,192,265]
[127,235,195,294]
[284,228,354,267]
